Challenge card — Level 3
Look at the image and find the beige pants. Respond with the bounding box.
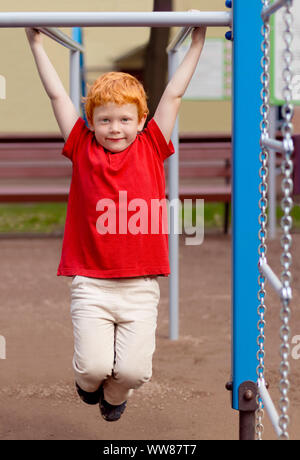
[70,275,160,405]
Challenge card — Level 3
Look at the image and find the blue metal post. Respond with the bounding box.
[231,0,262,410]
[72,27,87,120]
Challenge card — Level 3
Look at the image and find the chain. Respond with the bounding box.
[256,0,271,441]
[278,0,294,440]
[257,0,294,441]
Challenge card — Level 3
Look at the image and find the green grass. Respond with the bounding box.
[181,202,300,230]
[277,204,300,228]
[0,203,67,234]
[181,202,226,229]
[0,202,223,234]
[0,201,300,234]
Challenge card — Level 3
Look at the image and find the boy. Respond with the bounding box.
[25,22,206,422]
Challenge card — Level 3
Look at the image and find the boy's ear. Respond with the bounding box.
[88,113,95,131]
[138,113,147,131]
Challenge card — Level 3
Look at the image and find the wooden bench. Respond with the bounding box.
[165,134,232,233]
[0,134,69,202]
[0,132,232,232]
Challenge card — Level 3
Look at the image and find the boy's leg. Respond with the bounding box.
[103,277,160,406]
[70,276,115,394]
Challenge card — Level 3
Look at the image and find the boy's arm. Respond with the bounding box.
[153,26,206,144]
[25,28,79,142]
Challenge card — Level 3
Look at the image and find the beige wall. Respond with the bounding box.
[2,0,299,135]
[0,0,149,133]
[0,0,233,134]
[3,0,274,135]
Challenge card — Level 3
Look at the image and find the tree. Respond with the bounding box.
[143,0,173,122]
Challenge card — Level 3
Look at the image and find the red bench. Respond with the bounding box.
[165,134,232,233]
[0,134,69,202]
[0,132,233,233]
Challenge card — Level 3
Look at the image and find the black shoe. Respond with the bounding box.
[75,382,102,405]
[99,386,127,422]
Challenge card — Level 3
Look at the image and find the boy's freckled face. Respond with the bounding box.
[91,103,146,153]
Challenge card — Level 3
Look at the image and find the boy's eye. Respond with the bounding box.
[96,118,109,123]
[122,118,129,122]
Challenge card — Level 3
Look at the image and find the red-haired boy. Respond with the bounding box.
[26,23,206,422]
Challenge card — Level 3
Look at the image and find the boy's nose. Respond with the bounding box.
[110,122,120,133]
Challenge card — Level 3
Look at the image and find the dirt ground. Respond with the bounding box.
[0,230,300,441]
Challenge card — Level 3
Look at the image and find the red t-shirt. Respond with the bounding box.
[57,117,174,278]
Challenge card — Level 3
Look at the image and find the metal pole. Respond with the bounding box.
[168,50,180,341]
[268,106,277,239]
[72,27,87,121]
[261,0,292,22]
[167,26,193,53]
[257,379,282,437]
[238,381,258,441]
[259,259,283,296]
[239,411,256,440]
[232,0,261,411]
[262,136,287,153]
[0,11,232,28]
[38,27,84,52]
[70,50,81,113]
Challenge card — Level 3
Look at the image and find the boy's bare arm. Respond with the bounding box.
[154,25,206,144]
[25,28,79,141]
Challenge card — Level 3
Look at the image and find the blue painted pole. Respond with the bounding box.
[231,0,262,410]
[72,27,87,121]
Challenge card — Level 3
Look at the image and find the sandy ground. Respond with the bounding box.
[0,231,300,441]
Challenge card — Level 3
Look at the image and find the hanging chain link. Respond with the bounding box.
[257,0,294,441]
[256,0,271,440]
[278,0,294,441]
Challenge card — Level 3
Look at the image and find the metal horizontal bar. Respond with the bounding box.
[261,0,292,23]
[167,9,232,53]
[259,259,283,295]
[37,27,84,52]
[0,11,232,28]
[257,379,282,437]
[260,134,294,154]
[259,259,292,301]
[167,26,193,53]
[261,136,286,153]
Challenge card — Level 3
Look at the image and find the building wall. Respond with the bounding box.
[1,0,297,135]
